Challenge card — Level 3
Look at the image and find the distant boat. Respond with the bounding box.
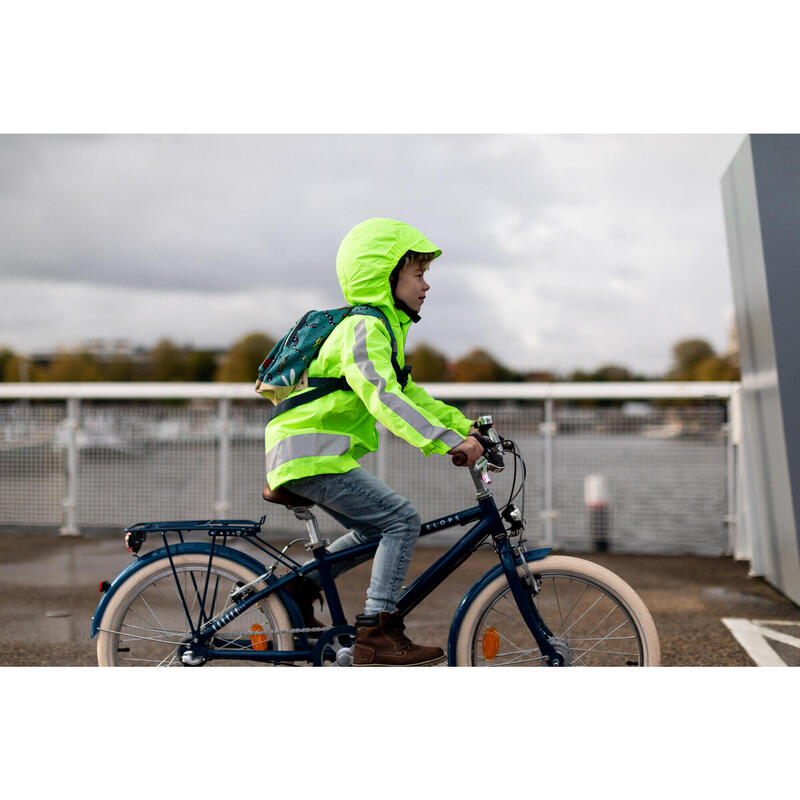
[642,422,683,439]
[0,426,52,457]
[52,417,145,456]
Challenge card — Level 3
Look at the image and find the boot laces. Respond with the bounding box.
[390,615,414,649]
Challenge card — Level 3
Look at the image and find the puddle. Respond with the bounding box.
[0,539,127,587]
[702,586,775,607]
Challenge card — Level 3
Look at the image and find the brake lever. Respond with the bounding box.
[470,432,505,472]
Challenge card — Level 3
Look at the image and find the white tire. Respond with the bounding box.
[454,555,660,666]
[96,553,294,666]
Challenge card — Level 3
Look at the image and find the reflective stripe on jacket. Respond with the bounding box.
[265,217,471,488]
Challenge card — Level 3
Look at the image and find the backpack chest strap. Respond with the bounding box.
[265,377,349,423]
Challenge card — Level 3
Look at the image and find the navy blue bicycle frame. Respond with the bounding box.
[189,490,560,664]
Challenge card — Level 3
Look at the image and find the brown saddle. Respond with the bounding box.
[262,482,314,509]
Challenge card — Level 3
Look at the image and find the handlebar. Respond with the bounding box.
[451,450,469,467]
[451,416,506,472]
[452,417,524,514]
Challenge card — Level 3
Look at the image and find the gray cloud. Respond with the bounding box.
[0,135,552,292]
[0,134,743,373]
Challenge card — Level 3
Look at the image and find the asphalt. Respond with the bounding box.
[2,530,799,666]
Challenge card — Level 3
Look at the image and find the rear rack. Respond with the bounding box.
[124,515,266,554]
[124,516,266,535]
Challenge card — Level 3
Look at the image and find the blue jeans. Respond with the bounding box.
[284,468,421,615]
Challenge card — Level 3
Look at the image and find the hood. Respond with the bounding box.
[336,218,441,334]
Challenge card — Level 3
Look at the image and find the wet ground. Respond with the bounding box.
[1,530,799,666]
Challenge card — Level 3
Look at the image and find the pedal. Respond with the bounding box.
[336,646,354,667]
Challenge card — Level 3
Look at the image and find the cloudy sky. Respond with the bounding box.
[0,134,744,376]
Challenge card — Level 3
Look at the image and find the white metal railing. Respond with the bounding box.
[0,382,740,555]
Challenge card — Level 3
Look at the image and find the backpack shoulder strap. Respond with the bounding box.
[349,305,397,350]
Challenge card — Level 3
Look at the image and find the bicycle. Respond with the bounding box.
[91,416,661,667]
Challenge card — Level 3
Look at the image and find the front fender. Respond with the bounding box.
[446,547,551,664]
[90,542,294,638]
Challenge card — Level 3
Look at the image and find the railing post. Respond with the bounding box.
[60,397,80,537]
[216,397,231,517]
[540,397,556,547]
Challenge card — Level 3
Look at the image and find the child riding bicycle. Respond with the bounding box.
[263,217,483,666]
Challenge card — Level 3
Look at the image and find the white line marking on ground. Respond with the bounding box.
[721,618,800,666]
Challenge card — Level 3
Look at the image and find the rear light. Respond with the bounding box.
[99,581,111,593]
[125,530,146,554]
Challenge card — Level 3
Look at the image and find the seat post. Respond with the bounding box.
[290,506,323,549]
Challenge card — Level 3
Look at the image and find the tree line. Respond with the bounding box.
[0,333,739,384]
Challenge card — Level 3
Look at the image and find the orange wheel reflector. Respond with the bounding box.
[250,623,269,651]
[482,627,500,661]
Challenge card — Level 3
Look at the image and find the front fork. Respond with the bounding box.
[495,536,564,666]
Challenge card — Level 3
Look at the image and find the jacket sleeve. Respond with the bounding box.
[402,378,473,437]
[342,316,466,456]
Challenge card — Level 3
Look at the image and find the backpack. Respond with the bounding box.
[255,305,411,423]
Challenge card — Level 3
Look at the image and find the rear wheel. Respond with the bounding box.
[96,553,294,666]
[454,555,660,666]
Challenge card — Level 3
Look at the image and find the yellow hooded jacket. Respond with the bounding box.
[264,218,472,488]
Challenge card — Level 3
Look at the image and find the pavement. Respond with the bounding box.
[1,530,799,666]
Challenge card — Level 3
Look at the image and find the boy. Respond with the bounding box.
[264,217,483,666]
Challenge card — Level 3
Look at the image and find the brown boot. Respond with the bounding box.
[285,576,325,632]
[352,611,445,666]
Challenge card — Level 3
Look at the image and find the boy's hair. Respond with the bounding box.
[389,250,435,293]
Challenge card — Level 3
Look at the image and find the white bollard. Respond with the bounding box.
[584,474,609,552]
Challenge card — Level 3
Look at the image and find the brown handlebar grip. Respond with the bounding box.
[451,451,468,466]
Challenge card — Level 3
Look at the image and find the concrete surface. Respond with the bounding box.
[2,531,799,666]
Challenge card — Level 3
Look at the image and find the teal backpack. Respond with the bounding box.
[255,305,411,422]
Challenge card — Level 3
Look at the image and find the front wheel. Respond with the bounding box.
[96,553,295,666]
[453,555,660,666]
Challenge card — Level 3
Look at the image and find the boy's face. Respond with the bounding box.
[394,258,431,313]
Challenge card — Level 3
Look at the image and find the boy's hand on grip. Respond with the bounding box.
[449,434,484,467]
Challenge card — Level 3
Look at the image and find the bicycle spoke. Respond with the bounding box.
[109,630,185,646]
[476,644,540,665]
[571,619,630,665]
[555,578,589,637]
[157,649,180,667]
[467,564,650,667]
[564,636,637,644]
[117,622,186,638]
[570,649,639,658]
[152,579,189,615]
[574,600,621,646]
[99,559,293,667]
[493,650,547,666]
[487,599,529,626]
[552,578,564,631]
[137,593,169,634]
[559,592,605,638]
